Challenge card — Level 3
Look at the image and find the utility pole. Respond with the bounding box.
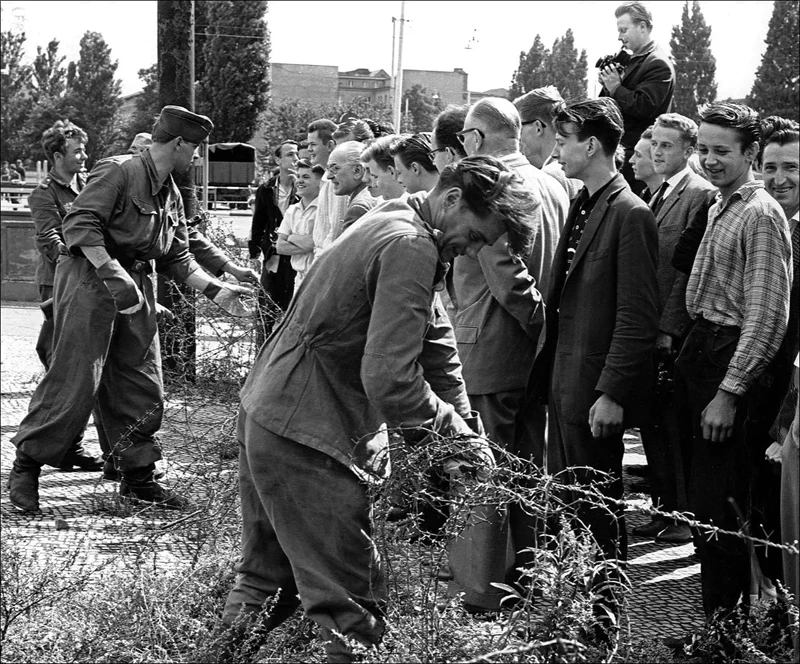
[392,1,406,132]
[464,28,478,106]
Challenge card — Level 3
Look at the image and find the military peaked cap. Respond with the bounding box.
[157,106,214,143]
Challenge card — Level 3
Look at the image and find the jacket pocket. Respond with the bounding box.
[455,325,478,344]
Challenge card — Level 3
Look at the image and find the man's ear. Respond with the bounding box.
[744,140,760,165]
[411,162,421,175]
[326,139,336,152]
[443,186,463,209]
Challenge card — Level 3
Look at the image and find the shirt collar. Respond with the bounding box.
[139,150,168,196]
[713,178,764,211]
[633,40,656,57]
[665,165,692,191]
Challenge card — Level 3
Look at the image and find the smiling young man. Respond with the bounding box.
[633,114,717,545]
[217,155,539,662]
[276,159,322,290]
[673,102,792,622]
[533,96,659,641]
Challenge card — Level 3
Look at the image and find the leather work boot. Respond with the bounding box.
[8,452,43,513]
[58,443,104,472]
[120,464,188,510]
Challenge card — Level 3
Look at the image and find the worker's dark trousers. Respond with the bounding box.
[13,256,163,472]
[35,284,112,460]
[674,320,750,618]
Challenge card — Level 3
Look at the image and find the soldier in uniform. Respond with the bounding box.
[8,106,252,513]
[29,120,106,472]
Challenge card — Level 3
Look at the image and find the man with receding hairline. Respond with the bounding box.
[446,97,565,614]
[326,140,379,233]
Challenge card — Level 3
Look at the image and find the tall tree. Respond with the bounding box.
[0,28,33,162]
[749,0,799,118]
[670,1,717,118]
[127,64,161,137]
[197,0,270,142]
[548,29,588,102]
[509,34,550,100]
[67,31,123,163]
[32,38,66,101]
[402,84,444,133]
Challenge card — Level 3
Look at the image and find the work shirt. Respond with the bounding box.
[686,180,792,396]
[28,171,86,287]
[240,193,474,479]
[277,196,318,281]
[62,149,196,283]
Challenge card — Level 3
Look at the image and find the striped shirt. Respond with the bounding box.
[686,179,792,395]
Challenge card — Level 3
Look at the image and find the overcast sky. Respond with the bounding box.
[1,0,775,100]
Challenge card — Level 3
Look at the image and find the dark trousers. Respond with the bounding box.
[35,284,112,460]
[223,409,385,660]
[674,320,751,618]
[13,256,163,472]
[447,390,546,609]
[256,254,295,346]
[547,392,627,562]
[640,352,689,516]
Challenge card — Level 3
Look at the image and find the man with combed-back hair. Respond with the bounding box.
[390,132,440,194]
[431,104,468,174]
[671,102,791,624]
[599,1,675,196]
[216,155,540,663]
[360,135,407,201]
[326,140,379,232]
[532,96,659,642]
[445,96,565,614]
[514,86,582,200]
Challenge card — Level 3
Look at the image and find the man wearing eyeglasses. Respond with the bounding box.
[514,86,582,200]
[326,141,379,232]
[446,97,568,615]
[8,106,253,514]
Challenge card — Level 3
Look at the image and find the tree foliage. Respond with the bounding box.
[196,0,270,143]
[401,84,445,133]
[509,31,587,101]
[0,29,33,162]
[127,64,160,137]
[32,38,66,101]
[669,1,717,118]
[748,0,799,118]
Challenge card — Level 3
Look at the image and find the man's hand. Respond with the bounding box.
[212,284,256,317]
[701,389,738,443]
[599,66,622,94]
[656,332,675,356]
[155,303,175,323]
[589,393,624,439]
[765,441,783,464]
[96,259,144,314]
[249,258,262,273]
[225,262,260,285]
[443,433,495,483]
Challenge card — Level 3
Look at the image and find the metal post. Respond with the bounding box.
[392,1,405,132]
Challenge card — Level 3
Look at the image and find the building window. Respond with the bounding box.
[349,80,353,87]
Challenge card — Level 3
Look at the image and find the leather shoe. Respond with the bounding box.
[8,457,42,513]
[632,518,667,538]
[59,447,104,472]
[655,523,692,544]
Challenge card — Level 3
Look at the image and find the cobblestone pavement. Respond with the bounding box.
[1,302,704,642]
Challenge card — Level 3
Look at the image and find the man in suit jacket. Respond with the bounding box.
[599,2,675,196]
[533,97,659,638]
[446,98,565,613]
[635,114,717,543]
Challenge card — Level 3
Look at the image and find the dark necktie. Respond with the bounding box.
[650,181,669,216]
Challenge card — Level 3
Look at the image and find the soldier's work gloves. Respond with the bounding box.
[203,282,256,318]
[96,259,144,314]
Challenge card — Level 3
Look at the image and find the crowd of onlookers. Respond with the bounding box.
[6,1,798,661]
